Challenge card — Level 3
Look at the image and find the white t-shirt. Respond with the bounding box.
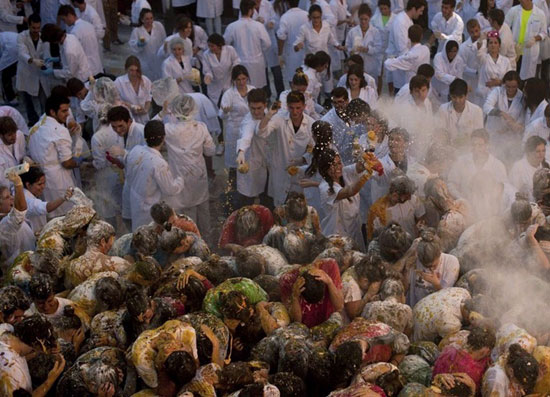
[0,341,32,395]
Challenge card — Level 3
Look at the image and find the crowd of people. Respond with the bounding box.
[2,0,550,395]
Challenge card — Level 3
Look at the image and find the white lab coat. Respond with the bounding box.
[164,120,215,209]
[483,86,525,136]
[294,20,340,55]
[15,30,50,97]
[509,156,542,201]
[384,43,431,86]
[535,0,550,60]
[69,19,103,76]
[427,0,442,24]
[505,4,547,79]
[187,92,222,137]
[303,64,323,101]
[499,23,517,68]
[219,85,254,168]
[0,106,27,135]
[0,31,17,71]
[459,37,482,104]
[436,100,484,145]
[0,129,25,188]
[331,0,350,42]
[51,34,92,83]
[433,51,466,101]
[475,43,513,99]
[131,0,152,25]
[157,33,193,61]
[431,12,464,52]
[523,115,550,142]
[129,22,167,81]
[337,71,377,91]
[114,74,152,125]
[197,0,223,18]
[224,17,271,88]
[76,4,105,40]
[475,12,491,32]
[497,0,513,14]
[257,113,314,206]
[347,86,378,108]
[279,89,321,120]
[277,7,309,82]
[256,0,279,68]
[386,11,413,87]
[525,99,548,126]
[24,189,48,233]
[86,0,106,25]
[236,113,269,198]
[0,0,23,32]
[202,45,241,105]
[125,145,184,231]
[458,0,480,28]
[162,54,194,94]
[28,116,76,217]
[346,25,384,77]
[40,0,60,25]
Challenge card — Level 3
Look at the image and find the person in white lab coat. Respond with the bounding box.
[431,0,464,52]
[386,0,427,93]
[0,31,18,106]
[277,0,309,83]
[236,88,271,203]
[16,14,49,126]
[202,34,241,105]
[40,23,92,83]
[488,8,516,67]
[436,78,484,146]
[279,69,323,119]
[302,51,332,101]
[224,0,272,89]
[219,65,255,175]
[131,0,151,26]
[432,40,466,101]
[125,120,184,231]
[71,0,105,40]
[509,136,548,201]
[128,8,167,81]
[505,0,547,79]
[475,0,496,32]
[371,0,396,92]
[345,64,378,108]
[114,56,152,125]
[163,95,216,236]
[331,0,352,47]
[57,5,103,76]
[28,96,82,217]
[0,106,28,136]
[346,4,384,79]
[0,0,26,32]
[523,76,548,125]
[0,117,26,188]
[475,31,513,100]
[459,19,483,104]
[162,37,196,95]
[256,90,314,206]
[384,24,430,87]
[197,0,223,35]
[294,5,345,55]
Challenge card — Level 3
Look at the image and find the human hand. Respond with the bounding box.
[292,276,305,298]
[257,16,265,24]
[48,354,66,380]
[267,21,275,29]
[98,382,115,397]
[222,105,232,113]
[294,42,304,52]
[256,301,269,312]
[437,373,456,390]
[419,270,440,286]
[525,37,536,49]
[137,40,146,47]
[237,150,246,166]
[310,268,332,285]
[6,171,22,186]
[72,326,86,348]
[204,74,212,84]
[176,268,201,290]
[365,281,381,299]
[434,31,443,40]
[40,68,54,76]
[64,187,74,201]
[45,57,60,63]
[31,58,45,68]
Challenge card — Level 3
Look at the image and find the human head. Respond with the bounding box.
[144,120,165,147]
[86,220,116,252]
[388,175,415,205]
[388,127,409,159]
[424,177,454,212]
[269,372,306,397]
[126,287,153,322]
[416,228,442,268]
[405,0,427,18]
[346,98,371,124]
[164,350,198,386]
[409,75,429,104]
[40,23,65,43]
[502,70,520,99]
[449,78,468,111]
[346,64,367,89]
[235,206,261,242]
[28,13,41,37]
[378,0,392,15]
[14,314,56,349]
[159,226,191,254]
[358,4,372,30]
[219,290,254,323]
[169,36,186,58]
[138,8,153,28]
[0,286,30,325]
[240,0,256,16]
[125,55,142,80]
[445,40,459,62]
[525,136,547,167]
[380,278,406,301]
[331,87,349,113]
[488,8,504,29]
[308,4,323,27]
[0,116,18,146]
[301,271,325,303]
[285,191,308,223]
[466,18,481,41]
[286,91,306,122]
[378,222,413,262]
[466,326,496,358]
[317,149,343,190]
[207,33,225,54]
[487,31,501,54]
[170,94,198,120]
[520,0,533,10]
[21,166,46,197]
[71,0,86,10]
[95,276,125,311]
[524,77,547,111]
[506,344,539,393]
[355,253,386,291]
[57,5,77,25]
[441,0,456,19]
[470,128,490,159]
[247,88,268,120]
[304,51,331,73]
[107,106,132,136]
[45,95,71,124]
[236,248,266,279]
[290,68,309,93]
[232,64,250,88]
[408,24,423,44]
[311,120,333,149]
[417,63,435,81]
[150,201,175,226]
[175,15,193,38]
[131,224,160,256]
[28,273,57,314]
[67,77,87,100]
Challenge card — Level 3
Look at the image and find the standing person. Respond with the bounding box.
[345,64,378,108]
[40,23,91,83]
[161,37,196,95]
[201,33,241,106]
[224,0,272,91]
[430,0,464,52]
[459,19,483,104]
[219,65,255,185]
[114,56,152,125]
[257,91,314,206]
[372,0,396,94]
[71,0,105,41]
[125,120,184,231]
[432,40,466,101]
[488,8,516,67]
[505,0,547,79]
[0,116,26,188]
[475,30,513,100]
[102,0,121,50]
[128,8,166,81]
[293,5,344,57]
[509,136,548,201]
[131,0,151,25]
[386,0,427,94]
[57,5,103,76]
[277,0,309,84]
[15,13,48,126]
[523,77,548,125]
[28,95,80,217]
[197,0,223,35]
[0,32,18,107]
[0,0,26,32]
[346,4,384,80]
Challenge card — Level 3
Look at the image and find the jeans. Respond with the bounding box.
[1,62,17,102]
[21,87,46,126]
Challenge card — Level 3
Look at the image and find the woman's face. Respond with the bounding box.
[488,0,496,8]
[0,188,13,214]
[208,42,221,54]
[379,4,391,16]
[310,11,322,27]
[487,37,500,54]
[127,65,140,80]
[235,73,248,88]
[446,46,458,61]
[505,79,519,98]
[359,13,370,30]
[291,83,307,94]
[28,176,46,198]
[348,74,361,89]
[315,63,328,73]
[172,44,185,59]
[328,155,343,181]
[142,12,154,29]
[181,22,193,38]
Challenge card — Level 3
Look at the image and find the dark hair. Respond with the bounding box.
[14,314,56,348]
[416,228,442,266]
[0,286,30,318]
[355,253,386,281]
[286,192,308,222]
[236,249,266,279]
[331,86,349,100]
[467,326,496,350]
[232,64,250,82]
[466,18,480,31]
[348,54,365,67]
[308,4,323,16]
[408,24,423,43]
[175,15,195,44]
[347,64,367,89]
[502,70,520,84]
[164,350,197,386]
[478,0,494,19]
[28,13,41,24]
[181,276,207,312]
[524,77,547,111]
[27,352,55,389]
[254,274,281,302]
[442,0,456,6]
[219,290,253,322]
[346,98,371,120]
[40,23,64,43]
[138,8,153,26]
[334,341,363,385]
[279,340,309,378]
[66,78,85,97]
[488,8,505,25]
[234,207,261,241]
[378,222,413,262]
[57,5,76,17]
[240,0,256,15]
[144,120,165,147]
[51,85,72,99]
[301,272,325,303]
[417,63,435,78]
[378,0,392,6]
[287,90,305,104]
[445,40,459,58]
[28,273,54,301]
[21,166,45,190]
[124,55,142,76]
[207,33,225,47]
[470,128,490,143]
[247,88,268,104]
[150,202,173,225]
[240,383,266,397]
[196,256,236,285]
[406,0,427,11]
[107,106,132,123]
[317,149,345,196]
[125,288,150,319]
[358,3,373,16]
[45,95,70,116]
[305,120,334,176]
[389,175,415,195]
[269,372,307,397]
[95,277,124,310]
[449,78,468,97]
[507,344,539,393]
[0,116,17,136]
[304,51,331,70]
[288,0,300,7]
[410,75,430,92]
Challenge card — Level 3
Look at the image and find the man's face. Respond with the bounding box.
[51,104,70,124]
[60,14,76,26]
[6,309,25,325]
[0,130,17,146]
[72,1,85,11]
[29,21,41,37]
[379,4,391,16]
[412,86,429,103]
[520,0,533,9]
[35,295,58,314]
[450,94,467,111]
[468,25,481,42]
[110,120,130,136]
[504,79,518,98]
[531,143,547,165]
[76,87,88,100]
[288,101,305,121]
[389,133,406,157]
[413,6,425,18]
[471,136,489,158]
[249,102,266,120]
[332,95,349,113]
[441,3,453,19]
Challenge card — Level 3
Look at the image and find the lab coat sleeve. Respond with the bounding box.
[394,21,410,55]
[201,55,213,80]
[54,134,75,163]
[237,118,255,153]
[128,28,144,53]
[218,90,232,119]
[0,8,23,26]
[223,25,234,46]
[472,106,484,130]
[202,125,216,157]
[482,87,499,115]
[277,17,288,40]
[371,29,385,56]
[230,46,241,67]
[154,162,184,196]
[441,17,464,43]
[80,90,100,118]
[17,34,32,64]
[256,114,280,138]
[26,194,48,217]
[259,23,272,52]
[0,208,26,238]
[53,48,80,80]
[384,50,417,71]
[293,25,307,48]
[434,55,459,85]
[91,133,108,170]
